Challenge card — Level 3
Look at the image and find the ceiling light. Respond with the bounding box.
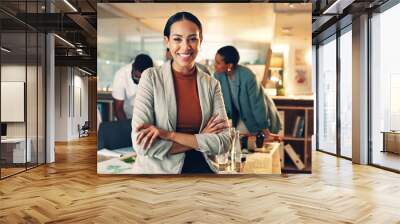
[54,34,75,48]
[288,3,295,8]
[63,0,78,12]
[271,45,289,54]
[78,67,92,76]
[323,0,354,15]
[281,27,292,33]
[1,47,11,53]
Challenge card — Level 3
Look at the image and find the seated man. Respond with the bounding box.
[112,54,153,121]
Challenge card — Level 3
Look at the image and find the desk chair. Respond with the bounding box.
[97,119,132,150]
[78,121,90,138]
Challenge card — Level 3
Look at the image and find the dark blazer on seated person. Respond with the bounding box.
[214,65,268,134]
[97,119,132,150]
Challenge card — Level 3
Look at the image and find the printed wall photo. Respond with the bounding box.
[97,3,312,174]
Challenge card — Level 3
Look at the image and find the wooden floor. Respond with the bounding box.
[1,135,400,223]
[1,163,45,178]
[1,167,26,178]
[372,150,400,171]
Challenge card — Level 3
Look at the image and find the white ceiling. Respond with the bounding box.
[98,3,311,44]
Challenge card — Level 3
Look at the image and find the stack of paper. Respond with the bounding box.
[98,149,123,158]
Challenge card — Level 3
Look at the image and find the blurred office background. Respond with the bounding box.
[97,3,312,120]
[96,3,313,173]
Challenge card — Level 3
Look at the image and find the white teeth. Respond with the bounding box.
[178,53,191,57]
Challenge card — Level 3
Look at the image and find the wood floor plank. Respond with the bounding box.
[0,135,399,223]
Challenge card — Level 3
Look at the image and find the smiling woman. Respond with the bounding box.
[130,12,232,174]
[163,12,202,73]
[97,3,312,175]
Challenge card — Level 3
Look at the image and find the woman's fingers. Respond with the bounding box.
[202,118,229,134]
[147,132,158,149]
[143,131,154,150]
[136,128,151,144]
[210,118,227,129]
[206,114,218,127]
[136,124,150,132]
[202,115,229,134]
[217,119,228,128]
[135,124,165,149]
[136,124,144,132]
[136,132,143,144]
[208,118,222,129]
[208,124,227,134]
[136,129,144,143]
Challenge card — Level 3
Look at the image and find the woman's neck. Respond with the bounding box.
[172,61,196,75]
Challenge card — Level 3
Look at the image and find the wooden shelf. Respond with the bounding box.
[283,136,311,141]
[282,166,311,174]
[282,164,311,174]
[276,106,313,110]
[274,97,313,174]
[271,95,314,100]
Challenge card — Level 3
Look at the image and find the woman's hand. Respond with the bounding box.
[201,114,228,134]
[263,129,282,143]
[136,124,171,149]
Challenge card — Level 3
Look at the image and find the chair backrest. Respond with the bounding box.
[82,121,90,130]
[97,119,132,150]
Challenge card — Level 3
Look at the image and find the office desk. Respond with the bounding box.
[241,143,281,174]
[382,131,400,154]
[216,142,281,174]
[97,143,281,175]
[1,138,32,163]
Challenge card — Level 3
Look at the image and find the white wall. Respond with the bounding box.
[71,73,89,139]
[1,65,26,138]
[55,66,69,141]
[1,64,46,163]
[268,39,313,96]
[55,67,89,141]
[0,65,41,136]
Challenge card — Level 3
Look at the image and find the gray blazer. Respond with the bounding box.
[131,61,231,174]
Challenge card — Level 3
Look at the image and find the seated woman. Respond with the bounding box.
[214,45,281,139]
[131,12,231,174]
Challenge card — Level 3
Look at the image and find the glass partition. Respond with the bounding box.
[1,30,28,177]
[0,1,46,179]
[38,32,46,165]
[371,3,400,171]
[317,36,337,155]
[27,30,38,169]
[339,28,352,158]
